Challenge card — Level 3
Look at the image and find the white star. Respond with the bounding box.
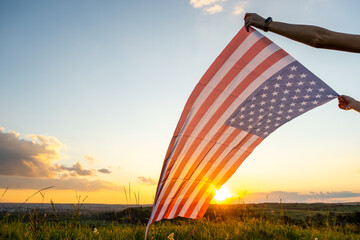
[274,123,280,127]
[272,91,278,96]
[268,113,273,117]
[260,101,266,106]
[264,131,269,135]
[292,95,299,100]
[290,65,298,71]
[248,125,253,129]
[279,103,285,108]
[312,100,318,105]
[239,121,244,126]
[249,111,254,115]
[270,98,276,103]
[327,94,335,98]
[258,115,264,120]
[230,118,236,123]
[257,122,262,126]
[297,81,304,86]
[263,85,269,91]
[240,107,246,112]
[304,95,310,99]
[259,108,264,113]
[290,102,296,107]
[315,94,321,98]
[298,108,304,112]
[277,110,283,115]
[283,89,290,94]
[239,114,245,119]
[295,88,301,93]
[269,106,274,110]
[288,109,293,113]
[287,74,295,79]
[251,96,256,101]
[274,83,280,88]
[301,101,307,106]
[256,128,261,132]
[276,75,283,80]
[265,125,270,129]
[300,73,307,78]
[276,117,281,121]
[318,88,325,92]
[306,88,313,92]
[285,82,292,87]
[266,119,271,123]
[285,115,291,120]
[261,93,267,98]
[250,104,255,108]
[309,80,317,85]
[248,118,253,122]
[281,97,287,101]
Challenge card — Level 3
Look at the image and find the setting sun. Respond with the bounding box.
[214,186,232,202]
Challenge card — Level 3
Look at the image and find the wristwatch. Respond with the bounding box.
[264,17,273,32]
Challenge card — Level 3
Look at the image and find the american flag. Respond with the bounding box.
[145,26,337,237]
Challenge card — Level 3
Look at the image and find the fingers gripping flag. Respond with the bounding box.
[145,26,338,238]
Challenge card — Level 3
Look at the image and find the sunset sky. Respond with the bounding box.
[1,0,360,205]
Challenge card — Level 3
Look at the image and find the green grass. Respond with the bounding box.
[1,217,360,240]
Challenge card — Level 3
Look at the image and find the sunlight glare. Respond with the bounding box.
[214,186,232,202]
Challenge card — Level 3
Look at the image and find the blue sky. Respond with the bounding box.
[0,0,359,203]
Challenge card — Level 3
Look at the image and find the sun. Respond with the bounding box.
[214,186,232,202]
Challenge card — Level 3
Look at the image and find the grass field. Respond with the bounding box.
[1,203,360,239]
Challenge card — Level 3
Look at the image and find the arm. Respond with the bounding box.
[338,95,360,113]
[244,13,360,53]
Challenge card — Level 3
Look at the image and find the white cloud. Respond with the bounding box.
[190,0,225,8]
[232,1,247,15]
[204,4,223,14]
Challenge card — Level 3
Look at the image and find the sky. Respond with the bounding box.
[0,0,360,205]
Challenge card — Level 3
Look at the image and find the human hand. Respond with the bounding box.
[244,13,265,32]
[338,95,357,110]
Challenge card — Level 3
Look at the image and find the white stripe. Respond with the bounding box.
[188,135,260,218]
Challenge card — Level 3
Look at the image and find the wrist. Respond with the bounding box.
[263,17,273,32]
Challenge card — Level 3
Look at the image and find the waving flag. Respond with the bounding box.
[145,26,338,237]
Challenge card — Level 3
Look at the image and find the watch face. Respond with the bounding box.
[265,17,272,23]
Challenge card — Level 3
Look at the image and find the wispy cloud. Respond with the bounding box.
[204,4,223,14]
[98,168,111,174]
[190,0,225,8]
[232,1,247,15]
[190,0,225,14]
[138,176,157,185]
[60,161,95,176]
[84,155,96,164]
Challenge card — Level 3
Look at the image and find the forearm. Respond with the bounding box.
[349,99,360,113]
[244,13,360,53]
[267,21,360,53]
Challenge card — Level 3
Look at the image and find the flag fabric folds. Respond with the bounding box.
[146,26,338,235]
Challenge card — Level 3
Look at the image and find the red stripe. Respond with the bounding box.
[155,48,288,221]
[152,27,250,206]
[162,128,242,219]
[152,36,274,220]
[194,137,264,218]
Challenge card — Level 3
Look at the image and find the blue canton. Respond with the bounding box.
[225,61,338,138]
